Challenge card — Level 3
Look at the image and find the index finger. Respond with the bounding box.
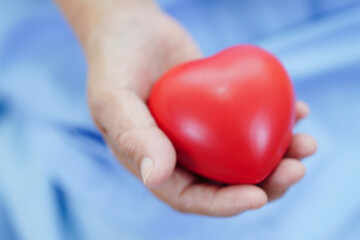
[154,168,268,217]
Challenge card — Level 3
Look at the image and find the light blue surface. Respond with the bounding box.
[1,0,360,239]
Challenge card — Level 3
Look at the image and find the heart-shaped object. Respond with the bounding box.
[148,45,295,184]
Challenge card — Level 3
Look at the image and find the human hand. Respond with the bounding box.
[57,0,317,216]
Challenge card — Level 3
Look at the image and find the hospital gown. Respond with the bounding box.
[1,0,360,239]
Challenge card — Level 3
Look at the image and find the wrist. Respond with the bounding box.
[56,0,158,49]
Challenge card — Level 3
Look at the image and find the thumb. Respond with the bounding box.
[89,88,177,188]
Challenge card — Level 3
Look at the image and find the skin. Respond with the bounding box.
[56,0,317,217]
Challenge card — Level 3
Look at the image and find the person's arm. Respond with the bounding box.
[55,0,317,216]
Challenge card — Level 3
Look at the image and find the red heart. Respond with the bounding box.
[148,45,295,184]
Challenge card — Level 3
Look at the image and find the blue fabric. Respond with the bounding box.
[1,0,360,239]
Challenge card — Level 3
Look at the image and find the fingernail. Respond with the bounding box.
[141,157,155,186]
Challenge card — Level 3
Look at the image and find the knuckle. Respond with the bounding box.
[87,87,120,135]
[88,87,118,115]
[269,189,287,202]
[171,203,189,214]
[171,197,195,214]
[116,129,135,153]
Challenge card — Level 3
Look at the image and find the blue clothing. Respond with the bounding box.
[1,0,360,239]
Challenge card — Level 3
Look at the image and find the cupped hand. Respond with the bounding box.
[85,3,317,217]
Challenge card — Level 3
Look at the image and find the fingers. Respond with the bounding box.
[259,159,306,201]
[260,132,317,201]
[294,101,316,158]
[296,101,310,121]
[89,88,176,188]
[286,133,317,159]
[259,102,316,202]
[176,184,267,216]
[152,168,267,217]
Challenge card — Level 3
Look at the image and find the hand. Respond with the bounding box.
[58,0,317,217]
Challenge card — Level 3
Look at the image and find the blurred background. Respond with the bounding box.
[1,0,360,239]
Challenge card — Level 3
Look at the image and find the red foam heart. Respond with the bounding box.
[148,45,295,184]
